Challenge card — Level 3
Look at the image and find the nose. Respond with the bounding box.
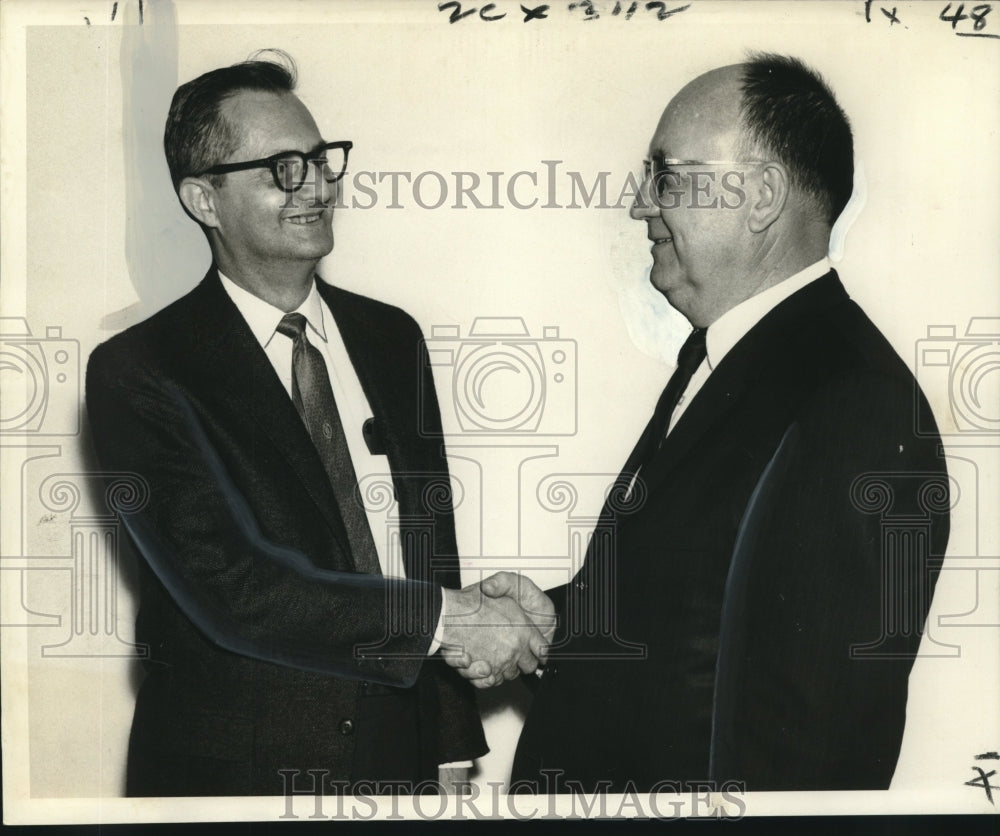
[313,159,337,207]
[292,159,336,210]
[630,172,659,221]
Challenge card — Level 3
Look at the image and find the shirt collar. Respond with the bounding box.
[218,270,328,349]
[704,258,830,371]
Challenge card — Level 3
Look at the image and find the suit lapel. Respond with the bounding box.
[633,272,850,500]
[320,282,430,581]
[186,270,351,553]
[318,283,402,457]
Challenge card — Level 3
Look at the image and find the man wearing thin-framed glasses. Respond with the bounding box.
[510,52,950,793]
[85,52,553,796]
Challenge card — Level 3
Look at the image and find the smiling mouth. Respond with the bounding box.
[286,213,325,225]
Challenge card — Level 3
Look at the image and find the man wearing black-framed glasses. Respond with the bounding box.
[85,52,552,797]
[197,139,353,196]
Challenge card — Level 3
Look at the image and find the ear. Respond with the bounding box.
[747,161,789,233]
[178,176,221,229]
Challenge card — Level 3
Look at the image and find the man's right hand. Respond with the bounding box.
[440,576,553,689]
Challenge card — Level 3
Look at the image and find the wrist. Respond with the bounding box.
[441,585,476,626]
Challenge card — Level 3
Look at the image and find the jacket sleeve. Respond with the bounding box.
[86,342,442,688]
[709,371,949,790]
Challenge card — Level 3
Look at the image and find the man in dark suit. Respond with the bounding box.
[507,54,950,792]
[86,55,552,796]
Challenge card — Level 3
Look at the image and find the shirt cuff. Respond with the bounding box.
[439,761,474,769]
[427,588,446,655]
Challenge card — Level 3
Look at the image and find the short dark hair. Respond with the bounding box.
[738,53,854,225]
[164,50,297,192]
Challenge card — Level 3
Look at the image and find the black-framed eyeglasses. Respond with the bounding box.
[642,155,764,200]
[198,140,353,193]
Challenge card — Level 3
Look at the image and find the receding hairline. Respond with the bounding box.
[651,65,747,159]
[665,63,756,135]
[163,55,298,190]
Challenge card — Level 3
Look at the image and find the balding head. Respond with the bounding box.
[654,64,745,164]
[631,55,851,327]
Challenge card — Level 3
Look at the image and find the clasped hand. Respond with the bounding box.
[440,572,556,689]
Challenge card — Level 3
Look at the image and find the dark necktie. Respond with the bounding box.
[582,327,708,609]
[276,313,381,575]
[625,327,708,474]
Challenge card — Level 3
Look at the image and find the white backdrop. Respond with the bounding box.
[2,0,998,823]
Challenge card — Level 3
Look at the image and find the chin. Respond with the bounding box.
[649,265,681,298]
[299,237,334,260]
[652,277,696,320]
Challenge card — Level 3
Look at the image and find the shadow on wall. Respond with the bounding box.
[111,0,208,334]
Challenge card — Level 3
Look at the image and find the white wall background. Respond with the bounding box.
[2,0,998,821]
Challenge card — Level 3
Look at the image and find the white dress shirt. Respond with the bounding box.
[667,258,832,434]
[218,272,452,656]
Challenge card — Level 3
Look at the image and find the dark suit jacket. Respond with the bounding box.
[513,271,949,793]
[86,268,487,795]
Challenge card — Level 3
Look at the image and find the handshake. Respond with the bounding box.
[439,572,557,689]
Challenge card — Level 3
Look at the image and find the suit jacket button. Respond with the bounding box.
[339,719,354,736]
[574,580,587,591]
